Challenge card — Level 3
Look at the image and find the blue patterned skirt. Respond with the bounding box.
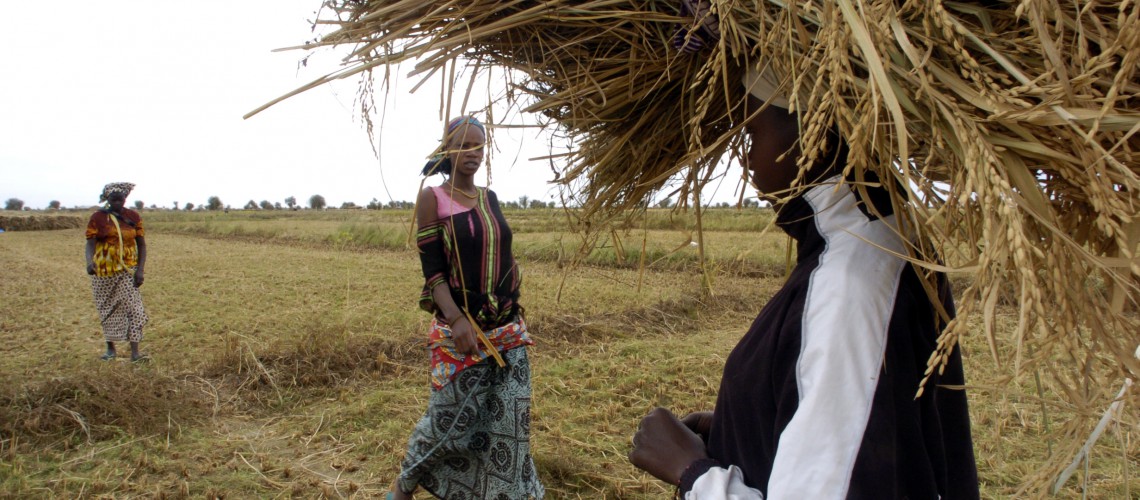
[397,347,544,499]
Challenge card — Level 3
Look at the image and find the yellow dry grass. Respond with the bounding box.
[0,213,1137,497]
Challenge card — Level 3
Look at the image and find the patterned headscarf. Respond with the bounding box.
[421,116,486,176]
[100,182,135,203]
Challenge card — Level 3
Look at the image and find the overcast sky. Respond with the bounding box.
[2,1,748,210]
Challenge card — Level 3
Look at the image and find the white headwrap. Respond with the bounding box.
[743,65,791,109]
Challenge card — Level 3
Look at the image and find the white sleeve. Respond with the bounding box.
[685,465,765,500]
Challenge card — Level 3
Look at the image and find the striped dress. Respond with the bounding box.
[417,187,521,331]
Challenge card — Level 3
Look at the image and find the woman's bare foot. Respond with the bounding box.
[389,479,413,500]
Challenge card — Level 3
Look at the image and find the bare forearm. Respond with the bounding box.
[135,237,146,270]
[431,282,464,322]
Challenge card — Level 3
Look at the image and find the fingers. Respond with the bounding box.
[453,327,479,356]
[647,406,676,421]
[459,338,478,356]
[628,408,705,485]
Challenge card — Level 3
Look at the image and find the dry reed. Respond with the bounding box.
[250,0,1140,492]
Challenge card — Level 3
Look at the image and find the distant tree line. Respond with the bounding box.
[4,194,760,211]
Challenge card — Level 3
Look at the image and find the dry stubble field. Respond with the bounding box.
[0,209,1136,498]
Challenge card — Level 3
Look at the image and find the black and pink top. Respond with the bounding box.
[416,186,522,331]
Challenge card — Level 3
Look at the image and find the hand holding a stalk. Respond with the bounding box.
[448,315,479,356]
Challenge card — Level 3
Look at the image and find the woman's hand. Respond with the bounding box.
[629,407,709,485]
[450,316,479,356]
[681,411,714,442]
[133,268,145,287]
[86,262,96,275]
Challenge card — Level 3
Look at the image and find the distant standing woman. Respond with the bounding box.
[387,116,544,500]
[85,182,149,363]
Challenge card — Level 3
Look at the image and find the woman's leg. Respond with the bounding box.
[389,479,414,499]
[129,341,146,362]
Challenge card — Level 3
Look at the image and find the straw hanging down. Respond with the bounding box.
[250,0,1140,493]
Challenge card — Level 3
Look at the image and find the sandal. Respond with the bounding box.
[131,354,150,363]
[100,352,116,361]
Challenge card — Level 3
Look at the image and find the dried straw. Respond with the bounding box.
[251,0,1140,492]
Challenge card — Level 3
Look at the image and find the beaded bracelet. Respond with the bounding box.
[678,458,721,497]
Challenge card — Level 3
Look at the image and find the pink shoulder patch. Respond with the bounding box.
[431,186,474,218]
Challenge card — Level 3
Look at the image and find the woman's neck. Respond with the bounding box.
[447,176,476,190]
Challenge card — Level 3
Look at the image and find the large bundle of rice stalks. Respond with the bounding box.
[250,0,1140,491]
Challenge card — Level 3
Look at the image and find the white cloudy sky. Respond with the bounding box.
[1,1,749,210]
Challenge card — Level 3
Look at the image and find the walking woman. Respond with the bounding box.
[389,116,544,499]
[85,182,149,363]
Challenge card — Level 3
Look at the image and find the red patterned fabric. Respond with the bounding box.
[428,317,534,389]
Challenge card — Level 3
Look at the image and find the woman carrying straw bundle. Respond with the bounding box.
[389,116,544,500]
[629,11,979,497]
[85,182,149,363]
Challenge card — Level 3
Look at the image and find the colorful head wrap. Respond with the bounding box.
[421,116,486,176]
[446,115,484,134]
[100,182,135,202]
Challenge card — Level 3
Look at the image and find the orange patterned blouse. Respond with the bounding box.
[85,209,145,277]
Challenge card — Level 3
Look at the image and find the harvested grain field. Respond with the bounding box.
[0,209,1135,497]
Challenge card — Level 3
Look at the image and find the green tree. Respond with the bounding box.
[518,195,529,209]
[259,200,274,210]
[4,198,24,211]
[48,200,61,210]
[656,197,674,209]
[134,200,144,210]
[309,194,326,210]
[244,200,258,210]
[172,201,179,210]
[184,202,195,211]
[206,196,223,211]
[340,201,357,209]
[285,196,297,210]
